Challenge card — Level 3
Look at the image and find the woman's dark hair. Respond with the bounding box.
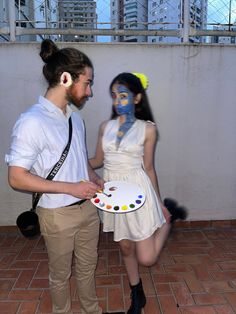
[109,72,155,123]
[39,39,93,88]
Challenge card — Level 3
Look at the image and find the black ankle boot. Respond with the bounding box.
[127,279,146,314]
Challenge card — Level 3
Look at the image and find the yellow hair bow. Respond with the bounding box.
[132,72,149,90]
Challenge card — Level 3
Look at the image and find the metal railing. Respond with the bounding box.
[0,0,236,43]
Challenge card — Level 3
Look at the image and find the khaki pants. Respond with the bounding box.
[37,201,102,314]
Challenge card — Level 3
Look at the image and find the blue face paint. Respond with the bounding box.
[116,103,132,115]
[111,84,136,148]
[113,85,135,116]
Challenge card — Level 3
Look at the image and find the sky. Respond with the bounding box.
[207,0,236,26]
[96,0,111,42]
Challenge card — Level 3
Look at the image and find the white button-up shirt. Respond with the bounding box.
[5,96,89,208]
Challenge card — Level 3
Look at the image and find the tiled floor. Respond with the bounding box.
[0,225,236,314]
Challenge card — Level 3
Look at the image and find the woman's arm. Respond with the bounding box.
[87,162,104,190]
[89,121,107,169]
[143,123,171,222]
[143,123,161,199]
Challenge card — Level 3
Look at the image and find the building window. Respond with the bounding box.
[15,0,26,5]
[16,21,26,27]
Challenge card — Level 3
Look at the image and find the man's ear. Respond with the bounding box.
[134,93,142,104]
[60,72,73,88]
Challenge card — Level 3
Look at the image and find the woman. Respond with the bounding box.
[90,72,177,314]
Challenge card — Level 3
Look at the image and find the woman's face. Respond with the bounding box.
[111,83,134,116]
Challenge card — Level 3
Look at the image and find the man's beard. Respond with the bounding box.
[66,86,88,109]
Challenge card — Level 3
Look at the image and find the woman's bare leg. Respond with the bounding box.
[119,239,139,285]
[136,222,171,266]
[119,240,146,313]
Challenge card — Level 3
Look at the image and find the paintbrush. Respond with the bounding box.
[97,189,111,197]
[80,179,111,197]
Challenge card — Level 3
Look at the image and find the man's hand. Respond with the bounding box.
[69,180,101,200]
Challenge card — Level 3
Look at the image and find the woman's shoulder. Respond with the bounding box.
[137,119,156,129]
[146,120,156,126]
[138,120,158,140]
[99,119,113,134]
[100,119,110,128]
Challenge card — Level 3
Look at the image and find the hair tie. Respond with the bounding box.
[132,72,149,90]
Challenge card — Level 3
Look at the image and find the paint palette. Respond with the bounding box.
[91,181,146,214]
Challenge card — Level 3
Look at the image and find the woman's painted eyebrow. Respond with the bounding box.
[117,90,129,95]
[117,86,129,92]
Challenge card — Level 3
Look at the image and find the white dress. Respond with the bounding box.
[102,118,166,242]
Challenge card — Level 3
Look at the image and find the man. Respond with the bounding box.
[5,39,124,314]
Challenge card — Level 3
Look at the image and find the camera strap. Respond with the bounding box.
[31,116,73,211]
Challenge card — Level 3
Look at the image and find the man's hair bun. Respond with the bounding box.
[40,39,59,63]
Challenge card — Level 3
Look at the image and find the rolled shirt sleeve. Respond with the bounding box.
[5,114,42,170]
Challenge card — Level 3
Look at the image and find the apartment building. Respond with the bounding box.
[34,0,58,42]
[110,0,207,43]
[111,0,148,42]
[58,0,97,42]
[148,0,207,43]
[0,0,36,42]
[0,0,97,42]
[211,24,236,44]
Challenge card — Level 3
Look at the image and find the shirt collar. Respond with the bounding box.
[38,96,73,119]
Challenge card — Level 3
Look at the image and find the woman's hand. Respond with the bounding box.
[92,177,105,192]
[160,202,171,224]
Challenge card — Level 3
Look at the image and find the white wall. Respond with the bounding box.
[0,42,236,225]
